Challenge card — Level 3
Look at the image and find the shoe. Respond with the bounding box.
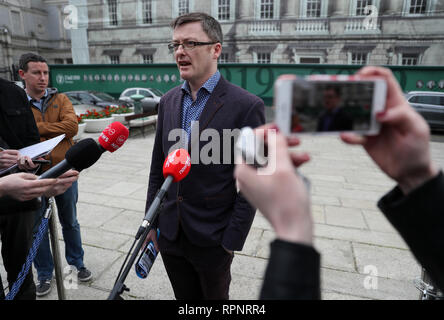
[77,267,92,282]
[36,279,52,297]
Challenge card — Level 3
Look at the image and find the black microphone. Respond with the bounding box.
[38,138,102,179]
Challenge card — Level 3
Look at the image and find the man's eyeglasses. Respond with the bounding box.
[168,40,218,53]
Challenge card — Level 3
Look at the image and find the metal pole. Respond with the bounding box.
[47,197,66,300]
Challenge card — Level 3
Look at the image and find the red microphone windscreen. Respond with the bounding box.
[98,122,129,152]
[163,149,191,182]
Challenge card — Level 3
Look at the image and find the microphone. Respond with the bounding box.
[38,122,129,180]
[137,149,191,237]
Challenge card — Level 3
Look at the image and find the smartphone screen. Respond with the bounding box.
[289,80,376,133]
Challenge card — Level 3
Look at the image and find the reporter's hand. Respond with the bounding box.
[43,169,79,197]
[341,66,439,195]
[142,228,159,252]
[0,172,56,201]
[0,149,20,169]
[17,156,39,170]
[235,124,312,245]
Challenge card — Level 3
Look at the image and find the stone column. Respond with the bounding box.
[332,0,349,17]
[385,0,403,15]
[239,0,253,19]
[283,0,299,18]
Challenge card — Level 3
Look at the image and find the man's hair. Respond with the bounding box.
[19,53,47,72]
[171,12,223,44]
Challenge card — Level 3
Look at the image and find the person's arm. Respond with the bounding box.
[341,66,442,290]
[377,171,444,292]
[235,124,319,299]
[36,94,78,138]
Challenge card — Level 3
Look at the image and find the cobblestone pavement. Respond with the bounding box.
[2,128,443,300]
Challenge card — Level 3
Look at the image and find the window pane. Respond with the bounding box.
[300,57,321,64]
[257,53,271,64]
[417,95,441,105]
[178,0,189,16]
[306,0,321,18]
[218,0,231,20]
[260,0,274,19]
[356,0,372,16]
[142,0,152,24]
[108,0,118,25]
[410,0,427,14]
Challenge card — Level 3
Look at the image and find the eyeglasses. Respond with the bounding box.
[168,40,218,53]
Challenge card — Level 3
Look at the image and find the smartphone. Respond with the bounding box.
[274,75,387,136]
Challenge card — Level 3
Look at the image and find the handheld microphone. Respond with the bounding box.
[137,149,191,236]
[38,122,129,180]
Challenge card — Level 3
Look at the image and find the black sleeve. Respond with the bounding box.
[260,239,321,300]
[377,171,444,291]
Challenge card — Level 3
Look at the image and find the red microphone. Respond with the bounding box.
[39,122,129,180]
[98,121,129,153]
[138,149,191,235]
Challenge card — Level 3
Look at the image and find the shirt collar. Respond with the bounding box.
[26,89,48,102]
[181,71,221,96]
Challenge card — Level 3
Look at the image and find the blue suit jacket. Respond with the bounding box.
[145,76,265,251]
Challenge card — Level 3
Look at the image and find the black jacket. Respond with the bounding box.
[0,78,41,215]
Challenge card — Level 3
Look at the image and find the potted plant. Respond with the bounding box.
[81,109,113,133]
[110,105,135,124]
[74,114,86,140]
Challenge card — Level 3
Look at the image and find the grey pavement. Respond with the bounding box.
[2,126,444,300]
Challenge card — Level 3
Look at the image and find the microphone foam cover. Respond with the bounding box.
[98,121,129,153]
[66,138,102,171]
[163,149,191,182]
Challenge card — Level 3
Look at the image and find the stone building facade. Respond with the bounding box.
[0,0,72,79]
[1,0,444,80]
[85,0,444,66]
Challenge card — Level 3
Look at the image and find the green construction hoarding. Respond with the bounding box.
[49,63,444,105]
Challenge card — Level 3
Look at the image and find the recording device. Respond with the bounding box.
[108,149,191,300]
[38,122,129,180]
[135,229,159,279]
[274,75,387,136]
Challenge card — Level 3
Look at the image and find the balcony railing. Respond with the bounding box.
[248,20,281,35]
[345,17,381,33]
[295,18,329,34]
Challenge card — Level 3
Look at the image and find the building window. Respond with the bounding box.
[110,55,120,64]
[219,52,230,63]
[409,0,427,14]
[142,0,153,24]
[355,0,372,16]
[300,57,321,64]
[260,0,274,19]
[178,0,189,16]
[350,52,368,65]
[108,0,118,26]
[143,54,153,64]
[402,53,419,65]
[66,58,73,64]
[54,59,64,64]
[306,0,321,17]
[257,52,271,64]
[218,0,231,20]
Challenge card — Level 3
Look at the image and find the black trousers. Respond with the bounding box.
[0,212,36,300]
[159,226,234,300]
